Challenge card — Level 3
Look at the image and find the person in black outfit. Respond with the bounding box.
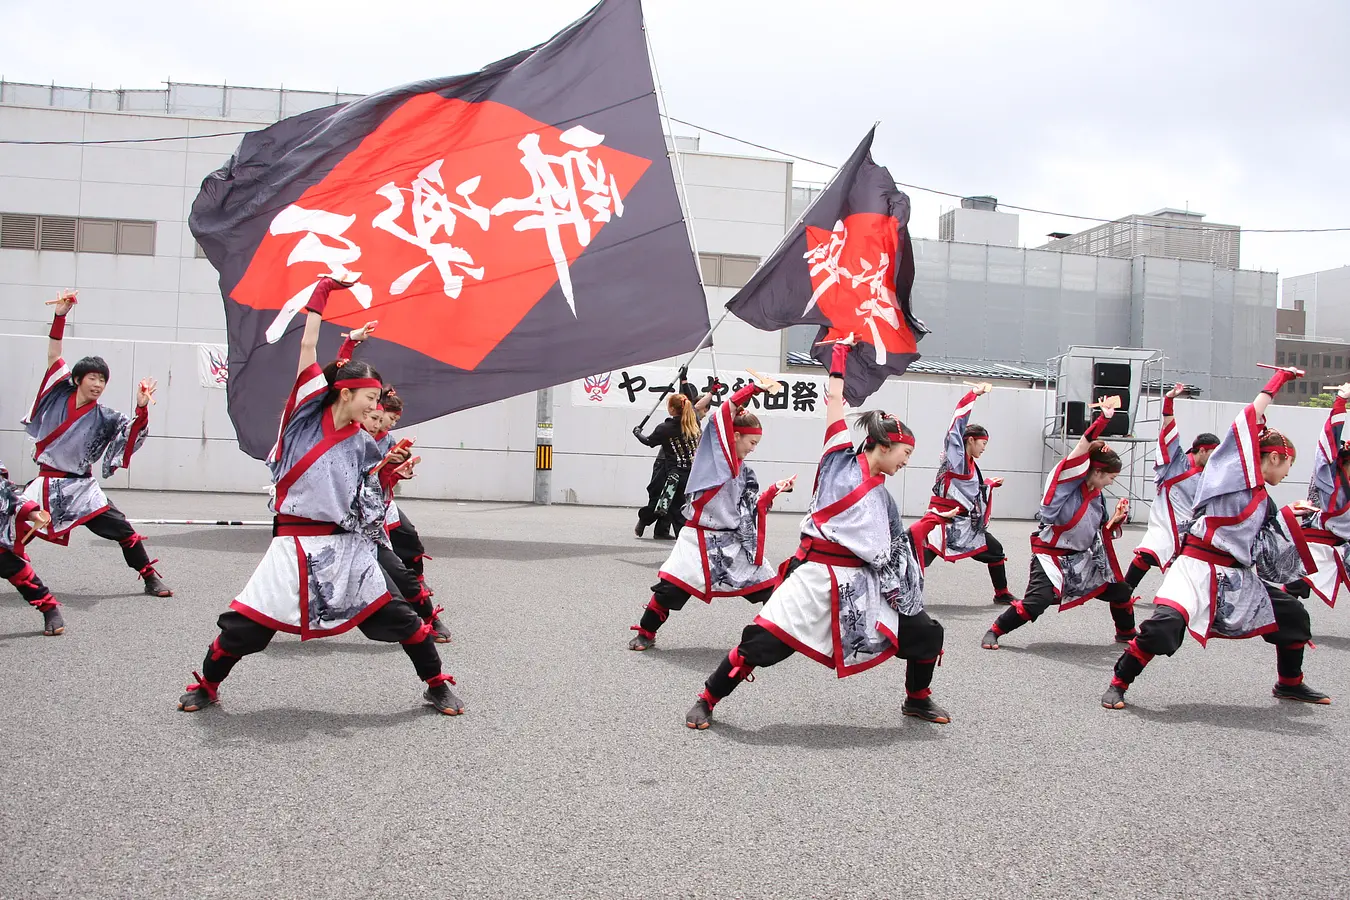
[633,372,713,540]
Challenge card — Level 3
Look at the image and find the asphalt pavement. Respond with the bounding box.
[1,491,1347,899]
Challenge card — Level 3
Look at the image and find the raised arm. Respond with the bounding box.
[1255,365,1302,420]
[825,337,853,433]
[45,290,77,367]
[296,275,356,376]
[1068,395,1121,459]
[944,383,988,473]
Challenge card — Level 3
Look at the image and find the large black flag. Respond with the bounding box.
[725,128,926,405]
[190,0,708,459]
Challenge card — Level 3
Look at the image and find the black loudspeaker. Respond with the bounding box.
[1064,401,1087,436]
[1090,387,1130,436]
[1094,362,1131,388]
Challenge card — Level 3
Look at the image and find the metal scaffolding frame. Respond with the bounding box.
[1041,347,1167,518]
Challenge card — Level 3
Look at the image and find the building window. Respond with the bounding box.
[1299,382,1308,394]
[1338,356,1345,370]
[1286,382,1296,394]
[79,219,118,253]
[0,212,155,255]
[1302,353,1310,367]
[1277,351,1285,364]
[698,253,761,288]
[1324,355,1333,368]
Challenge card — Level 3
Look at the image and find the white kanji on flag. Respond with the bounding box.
[491,125,625,315]
[372,159,492,300]
[264,206,375,344]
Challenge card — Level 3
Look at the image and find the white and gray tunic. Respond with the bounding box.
[1132,416,1203,570]
[1031,446,1124,609]
[20,358,148,544]
[757,418,944,677]
[926,390,998,560]
[1155,404,1314,646]
[231,363,393,640]
[657,384,781,600]
[1302,396,1350,607]
[0,473,41,556]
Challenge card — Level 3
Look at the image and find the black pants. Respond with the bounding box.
[82,503,155,574]
[377,543,435,619]
[389,513,427,577]
[196,602,443,686]
[1112,586,1313,687]
[923,532,1010,594]
[0,549,56,609]
[703,612,945,703]
[637,462,688,537]
[991,556,1136,637]
[634,578,773,637]
[1124,554,1156,590]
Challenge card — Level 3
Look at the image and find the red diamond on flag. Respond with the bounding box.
[804,212,916,359]
[231,93,652,370]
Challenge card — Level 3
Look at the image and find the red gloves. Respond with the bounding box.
[1262,367,1301,396]
[829,341,851,378]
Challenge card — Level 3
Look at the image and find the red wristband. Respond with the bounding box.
[49,313,66,340]
[1084,409,1112,441]
[830,342,851,377]
[1162,396,1175,416]
[336,337,358,365]
[304,279,336,316]
[1262,370,1296,395]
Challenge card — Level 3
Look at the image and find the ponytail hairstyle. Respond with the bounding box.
[668,393,699,440]
[380,387,404,416]
[855,410,915,452]
[964,424,989,441]
[732,409,762,436]
[71,355,110,385]
[1258,427,1296,462]
[1189,433,1220,455]
[320,359,383,409]
[1087,440,1123,474]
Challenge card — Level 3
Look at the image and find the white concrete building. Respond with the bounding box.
[0,81,1313,521]
[1282,263,1350,344]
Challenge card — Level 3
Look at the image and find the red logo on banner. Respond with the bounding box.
[803,213,916,362]
[231,94,652,370]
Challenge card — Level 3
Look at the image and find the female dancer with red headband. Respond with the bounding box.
[0,464,62,635]
[1121,383,1220,592]
[177,275,463,716]
[1298,382,1350,608]
[627,374,794,651]
[336,325,451,644]
[981,396,1136,650]
[923,382,1017,605]
[1102,366,1327,709]
[684,340,956,729]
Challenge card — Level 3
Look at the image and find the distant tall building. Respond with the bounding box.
[1039,208,1240,269]
[1282,264,1350,343]
[938,196,1019,247]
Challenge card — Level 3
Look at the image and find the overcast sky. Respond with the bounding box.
[3,0,1347,289]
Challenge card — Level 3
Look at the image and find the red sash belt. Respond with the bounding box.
[1180,541,1239,567]
[1030,537,1073,557]
[1302,528,1345,546]
[927,495,967,516]
[38,466,89,479]
[273,514,344,537]
[794,536,866,567]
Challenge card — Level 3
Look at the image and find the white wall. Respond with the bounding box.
[5,332,1329,519]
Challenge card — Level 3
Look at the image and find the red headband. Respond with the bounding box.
[334,377,382,391]
[736,427,763,436]
[1192,442,1219,451]
[883,416,914,447]
[1090,459,1119,470]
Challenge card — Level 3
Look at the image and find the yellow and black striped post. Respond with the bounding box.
[533,388,553,505]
